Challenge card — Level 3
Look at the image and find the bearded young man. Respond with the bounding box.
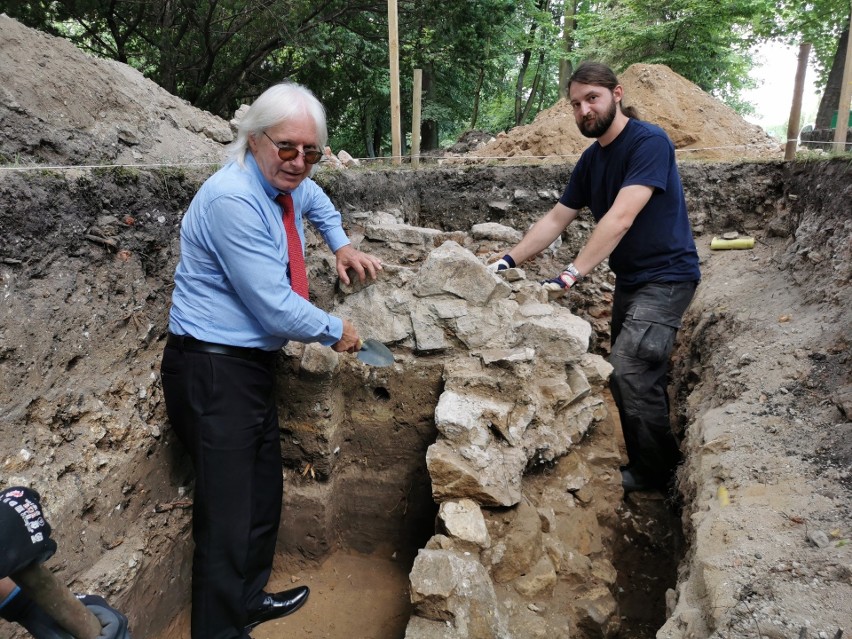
[490,61,701,495]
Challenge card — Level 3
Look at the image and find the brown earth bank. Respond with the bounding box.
[1,157,850,639]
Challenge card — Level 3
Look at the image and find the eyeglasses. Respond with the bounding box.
[263,131,323,164]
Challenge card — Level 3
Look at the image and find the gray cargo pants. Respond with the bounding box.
[609,280,698,487]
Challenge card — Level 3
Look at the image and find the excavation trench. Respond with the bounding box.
[3,159,849,639]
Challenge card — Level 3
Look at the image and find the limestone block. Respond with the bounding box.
[427,439,525,507]
[471,222,523,243]
[404,615,459,639]
[411,304,449,352]
[579,352,614,387]
[513,554,557,598]
[521,396,602,465]
[414,241,511,306]
[476,347,535,366]
[335,284,413,344]
[591,559,618,586]
[573,587,620,638]
[488,501,543,583]
[426,298,469,320]
[409,549,508,638]
[514,308,591,363]
[438,499,491,548]
[365,221,443,245]
[300,341,339,375]
[453,305,516,350]
[559,455,593,493]
[435,390,507,447]
[517,302,553,318]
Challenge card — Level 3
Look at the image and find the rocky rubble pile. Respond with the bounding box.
[290,215,623,638]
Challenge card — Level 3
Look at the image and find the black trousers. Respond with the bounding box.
[161,344,282,639]
[609,280,698,486]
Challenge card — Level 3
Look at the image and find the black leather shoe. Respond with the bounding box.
[621,466,660,493]
[245,586,310,630]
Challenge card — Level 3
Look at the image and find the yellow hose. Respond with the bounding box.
[710,236,755,250]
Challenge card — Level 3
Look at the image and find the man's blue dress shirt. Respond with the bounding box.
[169,153,349,350]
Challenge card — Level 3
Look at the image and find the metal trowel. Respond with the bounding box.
[356,338,394,367]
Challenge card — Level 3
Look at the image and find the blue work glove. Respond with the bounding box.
[487,254,515,272]
[78,595,132,639]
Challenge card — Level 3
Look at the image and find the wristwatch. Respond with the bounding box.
[564,263,582,281]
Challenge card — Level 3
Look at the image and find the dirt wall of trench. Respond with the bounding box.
[1,157,849,638]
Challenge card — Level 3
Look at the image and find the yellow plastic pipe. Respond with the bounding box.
[710,236,755,250]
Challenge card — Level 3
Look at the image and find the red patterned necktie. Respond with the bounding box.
[275,193,309,300]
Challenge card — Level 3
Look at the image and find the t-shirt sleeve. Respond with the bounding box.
[621,132,672,192]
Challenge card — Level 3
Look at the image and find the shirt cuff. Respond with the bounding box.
[324,228,351,254]
[318,314,344,347]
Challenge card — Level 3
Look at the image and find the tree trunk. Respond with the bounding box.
[816,23,849,129]
[364,110,376,158]
[515,48,534,126]
[157,0,177,94]
[558,0,577,99]
[373,122,383,158]
[420,62,439,151]
[519,50,546,125]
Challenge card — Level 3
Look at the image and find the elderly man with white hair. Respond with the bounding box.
[161,82,382,639]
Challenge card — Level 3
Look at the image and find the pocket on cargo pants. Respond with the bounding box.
[613,305,683,364]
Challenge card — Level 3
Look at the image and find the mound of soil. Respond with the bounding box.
[0,14,231,167]
[467,64,782,162]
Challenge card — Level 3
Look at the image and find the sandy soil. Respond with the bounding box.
[456,64,782,163]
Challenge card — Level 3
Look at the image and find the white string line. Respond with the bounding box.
[0,161,222,172]
[0,140,845,173]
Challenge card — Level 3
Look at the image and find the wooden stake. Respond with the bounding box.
[411,69,422,169]
[786,42,812,160]
[833,4,852,153]
[388,0,401,165]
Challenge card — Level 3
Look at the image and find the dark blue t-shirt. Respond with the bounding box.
[559,119,700,286]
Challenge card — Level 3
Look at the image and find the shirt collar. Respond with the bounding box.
[244,152,286,201]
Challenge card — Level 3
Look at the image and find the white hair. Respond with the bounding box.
[227,82,328,168]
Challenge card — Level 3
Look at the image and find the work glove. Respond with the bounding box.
[487,254,515,272]
[0,487,57,578]
[0,590,132,639]
[78,595,132,639]
[541,263,581,296]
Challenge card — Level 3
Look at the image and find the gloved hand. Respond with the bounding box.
[0,487,57,578]
[541,263,581,296]
[487,254,515,272]
[1,591,132,639]
[78,595,132,639]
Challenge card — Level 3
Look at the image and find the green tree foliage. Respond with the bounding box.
[754,0,850,87]
[4,0,392,116]
[3,0,846,155]
[572,0,765,110]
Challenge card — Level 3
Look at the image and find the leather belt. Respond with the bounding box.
[167,332,276,365]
